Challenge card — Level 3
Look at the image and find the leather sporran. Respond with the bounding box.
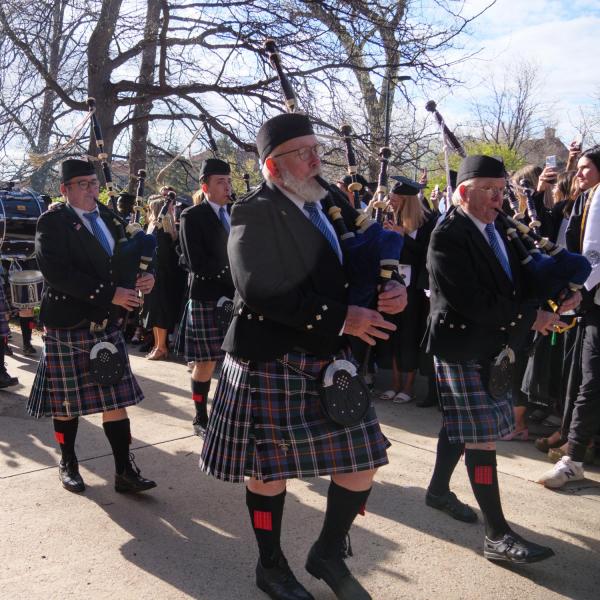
[319,360,371,427]
[487,346,515,401]
[89,341,125,385]
[216,296,234,332]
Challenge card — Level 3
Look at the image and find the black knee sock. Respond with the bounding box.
[53,418,79,462]
[20,317,34,346]
[246,488,286,568]
[103,418,131,474]
[192,379,210,427]
[427,427,465,497]
[0,341,5,369]
[464,449,510,540]
[316,481,371,558]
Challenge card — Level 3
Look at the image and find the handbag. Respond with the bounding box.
[487,346,516,401]
[319,360,371,427]
[89,341,125,385]
[216,296,234,332]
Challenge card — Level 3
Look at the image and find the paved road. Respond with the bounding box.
[1,335,599,599]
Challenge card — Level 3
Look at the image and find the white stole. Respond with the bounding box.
[582,185,600,292]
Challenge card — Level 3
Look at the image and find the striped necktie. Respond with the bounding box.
[303,201,340,259]
[218,205,230,233]
[83,211,113,256]
[485,223,512,281]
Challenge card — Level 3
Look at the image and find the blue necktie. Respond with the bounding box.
[304,201,340,259]
[83,211,113,256]
[485,223,512,281]
[218,206,230,233]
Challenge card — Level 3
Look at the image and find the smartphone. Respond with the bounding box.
[545,155,557,169]
[574,134,583,149]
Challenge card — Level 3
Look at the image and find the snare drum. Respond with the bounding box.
[8,270,44,309]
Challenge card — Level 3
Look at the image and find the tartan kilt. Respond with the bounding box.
[27,326,143,418]
[174,299,225,362]
[200,350,390,483]
[434,357,515,443]
[0,284,9,337]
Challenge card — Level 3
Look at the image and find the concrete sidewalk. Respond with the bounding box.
[1,338,599,600]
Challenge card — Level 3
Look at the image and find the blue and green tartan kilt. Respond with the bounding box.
[0,284,9,337]
[200,350,390,483]
[27,326,144,418]
[174,299,224,363]
[434,357,515,443]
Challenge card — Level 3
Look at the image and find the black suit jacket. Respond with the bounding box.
[222,182,353,361]
[35,202,123,328]
[178,200,234,301]
[425,207,538,362]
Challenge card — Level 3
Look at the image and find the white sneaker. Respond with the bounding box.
[537,456,584,489]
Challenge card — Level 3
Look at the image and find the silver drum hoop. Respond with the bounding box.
[8,269,44,309]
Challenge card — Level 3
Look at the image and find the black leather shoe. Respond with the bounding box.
[23,344,37,356]
[0,370,19,388]
[484,531,554,564]
[425,490,478,523]
[192,416,207,438]
[305,542,371,600]
[59,459,85,493]
[115,455,156,493]
[256,554,314,600]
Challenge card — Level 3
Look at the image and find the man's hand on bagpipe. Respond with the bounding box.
[135,273,155,295]
[377,280,407,314]
[343,306,397,346]
[112,287,142,311]
[531,310,569,337]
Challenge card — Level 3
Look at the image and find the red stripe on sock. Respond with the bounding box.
[54,432,65,445]
[474,465,493,485]
[253,510,273,531]
[192,394,204,403]
[28,321,36,330]
[358,504,366,516]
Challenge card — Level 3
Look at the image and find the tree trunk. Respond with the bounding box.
[128,0,161,193]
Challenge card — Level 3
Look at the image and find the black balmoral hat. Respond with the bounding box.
[456,155,505,186]
[61,158,95,183]
[199,158,231,180]
[256,113,314,162]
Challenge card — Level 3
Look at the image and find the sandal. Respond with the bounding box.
[147,348,168,361]
[380,389,397,400]
[393,392,413,404]
[500,428,529,441]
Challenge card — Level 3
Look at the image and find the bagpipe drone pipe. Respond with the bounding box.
[430,99,591,312]
[87,98,157,291]
[264,39,404,309]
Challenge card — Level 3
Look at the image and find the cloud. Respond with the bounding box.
[428,2,600,141]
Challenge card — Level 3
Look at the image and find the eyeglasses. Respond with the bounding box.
[468,186,504,198]
[272,143,324,161]
[66,179,100,190]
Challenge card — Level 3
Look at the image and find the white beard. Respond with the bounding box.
[279,166,328,203]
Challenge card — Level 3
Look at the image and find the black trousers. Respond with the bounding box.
[568,307,600,462]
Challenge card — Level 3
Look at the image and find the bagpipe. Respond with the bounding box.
[87,98,156,290]
[429,100,591,315]
[264,39,404,309]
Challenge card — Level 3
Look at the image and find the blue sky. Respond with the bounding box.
[432,0,600,143]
